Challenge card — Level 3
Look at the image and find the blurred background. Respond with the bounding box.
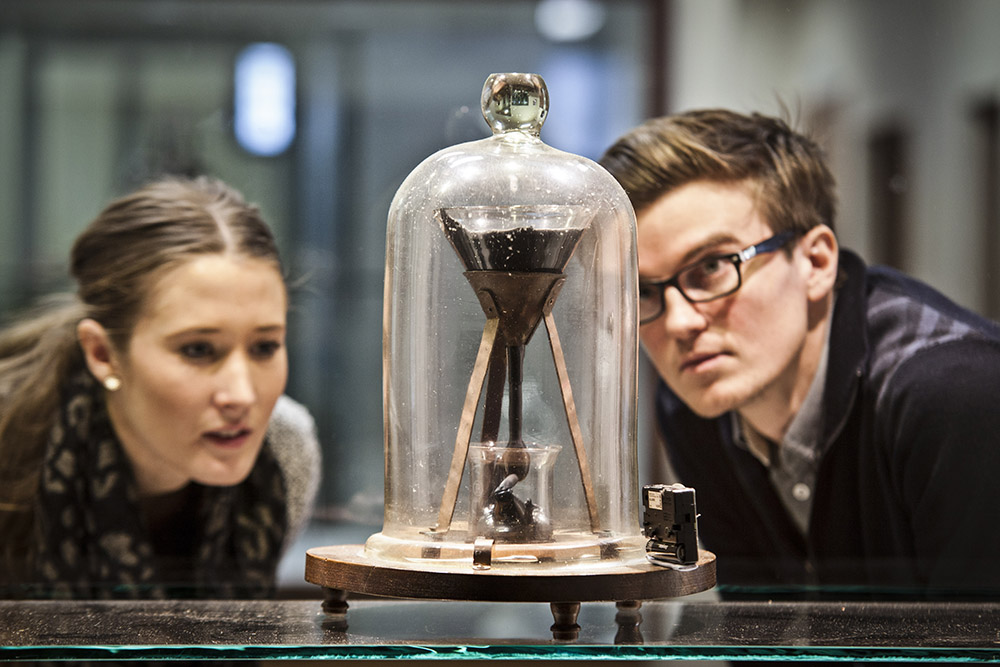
[2,0,999,589]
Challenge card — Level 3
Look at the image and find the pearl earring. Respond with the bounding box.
[103,375,122,392]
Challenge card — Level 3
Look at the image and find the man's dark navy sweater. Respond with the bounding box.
[657,250,1000,597]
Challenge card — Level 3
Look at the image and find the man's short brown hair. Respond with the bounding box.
[599,109,838,236]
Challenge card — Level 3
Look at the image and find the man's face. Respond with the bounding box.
[636,179,813,419]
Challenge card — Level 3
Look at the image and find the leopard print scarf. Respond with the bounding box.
[31,371,287,599]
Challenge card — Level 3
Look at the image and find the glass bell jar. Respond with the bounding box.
[376,71,640,572]
[306,74,714,626]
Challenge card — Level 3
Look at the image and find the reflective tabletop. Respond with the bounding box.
[3,595,1000,662]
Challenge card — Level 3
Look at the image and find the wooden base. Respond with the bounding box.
[305,544,715,603]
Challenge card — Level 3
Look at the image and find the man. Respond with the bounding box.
[600,109,1000,595]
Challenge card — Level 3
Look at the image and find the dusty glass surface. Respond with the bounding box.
[3,598,1000,662]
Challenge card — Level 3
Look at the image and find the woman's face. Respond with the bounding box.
[105,254,288,497]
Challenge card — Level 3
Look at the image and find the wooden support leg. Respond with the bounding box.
[434,318,499,533]
[550,601,582,641]
[321,587,349,615]
[614,600,644,644]
[320,588,349,632]
[544,312,601,532]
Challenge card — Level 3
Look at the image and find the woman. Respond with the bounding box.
[0,176,320,599]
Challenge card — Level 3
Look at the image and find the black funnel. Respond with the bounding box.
[437,206,588,274]
[437,205,591,346]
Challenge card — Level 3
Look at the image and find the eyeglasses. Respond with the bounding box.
[638,231,796,325]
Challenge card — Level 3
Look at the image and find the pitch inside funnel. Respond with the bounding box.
[437,205,591,273]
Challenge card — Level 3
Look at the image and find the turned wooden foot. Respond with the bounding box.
[614,600,643,644]
[549,601,581,641]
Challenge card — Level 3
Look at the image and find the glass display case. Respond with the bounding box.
[3,597,1000,662]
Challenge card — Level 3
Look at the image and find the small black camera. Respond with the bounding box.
[642,483,699,565]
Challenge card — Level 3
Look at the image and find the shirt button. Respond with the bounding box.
[792,482,811,502]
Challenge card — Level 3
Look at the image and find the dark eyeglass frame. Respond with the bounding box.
[638,231,796,325]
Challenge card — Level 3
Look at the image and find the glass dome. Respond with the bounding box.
[373,72,641,573]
